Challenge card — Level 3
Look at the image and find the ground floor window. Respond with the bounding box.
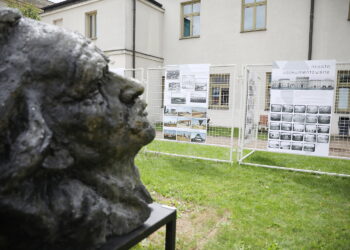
[335,70,350,113]
[209,74,230,109]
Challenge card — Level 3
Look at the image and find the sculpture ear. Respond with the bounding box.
[0,7,22,32]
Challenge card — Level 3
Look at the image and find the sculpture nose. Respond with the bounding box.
[120,79,144,104]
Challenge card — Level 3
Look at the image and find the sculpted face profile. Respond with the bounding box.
[0,8,155,250]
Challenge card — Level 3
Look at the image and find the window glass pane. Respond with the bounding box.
[245,0,254,4]
[193,3,200,13]
[183,4,192,15]
[256,5,266,29]
[244,7,253,30]
[193,15,200,36]
[221,88,229,105]
[340,72,350,84]
[256,0,265,2]
[338,88,349,109]
[212,87,220,96]
[183,17,191,37]
[89,15,93,37]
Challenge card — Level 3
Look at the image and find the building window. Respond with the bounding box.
[86,11,97,39]
[181,1,200,38]
[209,74,230,109]
[241,0,267,32]
[335,70,350,113]
[348,1,350,21]
[53,18,63,26]
[265,72,271,110]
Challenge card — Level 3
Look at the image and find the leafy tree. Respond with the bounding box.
[6,0,41,20]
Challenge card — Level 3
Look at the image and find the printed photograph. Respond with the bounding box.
[163,116,177,127]
[281,123,292,131]
[282,104,294,113]
[318,106,331,114]
[271,104,283,112]
[195,82,208,91]
[292,133,304,141]
[317,125,330,134]
[269,131,280,140]
[177,117,191,128]
[317,134,329,143]
[171,94,186,104]
[305,124,317,133]
[181,75,195,90]
[190,93,207,104]
[270,113,282,121]
[191,132,206,143]
[294,105,306,113]
[282,114,293,122]
[306,115,318,124]
[293,114,306,123]
[176,131,191,142]
[280,141,291,150]
[192,118,207,130]
[168,82,180,91]
[280,132,291,140]
[177,107,192,117]
[270,122,281,131]
[192,107,207,118]
[292,142,303,151]
[268,140,280,149]
[303,143,316,152]
[305,134,316,143]
[166,70,180,80]
[164,129,176,140]
[318,115,331,124]
[164,106,177,116]
[306,105,318,114]
[293,124,305,132]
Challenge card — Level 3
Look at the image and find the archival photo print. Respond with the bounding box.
[282,104,294,113]
[305,124,317,133]
[192,107,207,118]
[271,113,282,121]
[306,105,318,114]
[181,75,195,90]
[303,143,316,152]
[164,116,177,127]
[166,70,180,80]
[317,134,329,143]
[268,140,280,149]
[191,132,206,143]
[280,132,291,140]
[280,141,291,150]
[306,115,318,124]
[177,107,192,117]
[192,118,207,130]
[293,114,306,123]
[168,82,180,91]
[177,117,191,128]
[305,134,316,143]
[171,94,186,104]
[319,105,331,114]
[282,114,293,122]
[270,122,281,130]
[269,131,280,140]
[195,82,208,91]
[317,125,330,134]
[176,131,191,142]
[281,123,292,131]
[318,115,331,124]
[293,124,305,132]
[292,133,304,142]
[292,142,303,151]
[294,105,306,113]
[271,104,283,112]
[164,106,177,116]
[164,129,176,140]
[190,93,207,104]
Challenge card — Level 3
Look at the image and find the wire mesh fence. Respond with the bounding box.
[143,65,239,162]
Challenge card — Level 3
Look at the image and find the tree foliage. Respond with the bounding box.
[6,0,41,20]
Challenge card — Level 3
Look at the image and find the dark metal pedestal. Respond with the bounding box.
[99,203,177,250]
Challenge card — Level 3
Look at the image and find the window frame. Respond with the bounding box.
[335,70,350,114]
[85,11,97,40]
[348,0,350,21]
[265,72,271,111]
[180,0,201,39]
[209,74,230,110]
[241,0,267,33]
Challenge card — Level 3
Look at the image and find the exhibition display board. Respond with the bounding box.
[268,60,336,156]
[163,64,210,143]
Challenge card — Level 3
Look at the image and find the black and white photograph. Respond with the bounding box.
[269,131,280,140]
[181,75,195,89]
[268,140,280,149]
[195,82,208,91]
[190,96,206,103]
[270,113,282,121]
[305,124,317,133]
[293,124,305,132]
[303,143,316,152]
[171,96,186,104]
[271,104,283,112]
[294,105,306,113]
[164,129,176,140]
[293,114,305,123]
[318,105,331,114]
[191,132,206,143]
[280,141,291,150]
[168,82,180,91]
[317,134,329,143]
[163,116,177,127]
[318,115,331,124]
[166,70,180,80]
[292,142,303,151]
[306,115,318,124]
[177,107,192,117]
[282,104,294,113]
[305,134,316,143]
[176,131,191,142]
[164,106,177,116]
[281,123,292,131]
[292,133,304,141]
[177,117,191,128]
[317,125,330,134]
[192,107,207,118]
[282,114,293,122]
[270,122,281,130]
[280,132,291,140]
[306,105,318,114]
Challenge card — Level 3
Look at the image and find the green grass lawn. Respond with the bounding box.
[135,153,350,249]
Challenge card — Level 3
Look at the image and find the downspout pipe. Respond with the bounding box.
[132,0,136,77]
[308,0,315,60]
